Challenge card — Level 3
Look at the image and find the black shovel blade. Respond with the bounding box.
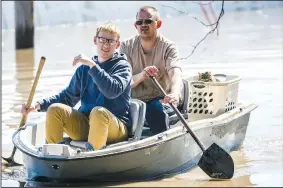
[2,156,22,167]
[198,143,234,179]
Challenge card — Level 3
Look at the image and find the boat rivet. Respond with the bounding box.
[52,164,60,170]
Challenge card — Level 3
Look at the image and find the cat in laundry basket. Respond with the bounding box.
[197,72,220,82]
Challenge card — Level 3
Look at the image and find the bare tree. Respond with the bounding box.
[162,0,224,60]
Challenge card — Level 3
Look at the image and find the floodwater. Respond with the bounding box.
[1,7,283,187]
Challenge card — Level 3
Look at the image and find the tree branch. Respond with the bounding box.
[162,0,224,60]
[161,5,216,27]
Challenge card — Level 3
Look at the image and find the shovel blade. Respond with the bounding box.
[198,143,234,179]
[2,156,22,167]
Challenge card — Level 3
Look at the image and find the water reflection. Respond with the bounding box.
[14,49,35,124]
[2,49,34,175]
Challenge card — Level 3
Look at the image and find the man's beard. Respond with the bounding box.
[140,35,153,41]
[140,27,154,41]
[140,30,157,41]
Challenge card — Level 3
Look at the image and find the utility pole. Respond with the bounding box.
[15,1,34,49]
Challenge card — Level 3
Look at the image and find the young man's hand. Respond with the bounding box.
[21,103,40,115]
[73,54,96,68]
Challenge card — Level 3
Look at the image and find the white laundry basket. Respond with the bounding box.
[186,74,241,119]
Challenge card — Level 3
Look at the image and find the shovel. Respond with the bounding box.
[150,76,234,179]
[2,56,46,166]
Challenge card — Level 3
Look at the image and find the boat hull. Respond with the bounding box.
[13,104,256,182]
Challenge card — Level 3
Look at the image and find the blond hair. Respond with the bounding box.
[96,22,120,40]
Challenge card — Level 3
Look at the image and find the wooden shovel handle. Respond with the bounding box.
[19,56,46,127]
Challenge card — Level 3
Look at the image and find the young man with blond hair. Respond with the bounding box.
[22,22,132,151]
[120,6,183,135]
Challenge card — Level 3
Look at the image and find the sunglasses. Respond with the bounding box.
[96,36,118,46]
[135,19,155,26]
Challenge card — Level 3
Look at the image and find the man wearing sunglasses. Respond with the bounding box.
[22,23,132,151]
[120,6,183,135]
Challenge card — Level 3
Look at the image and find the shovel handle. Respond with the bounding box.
[19,56,46,127]
[150,76,206,152]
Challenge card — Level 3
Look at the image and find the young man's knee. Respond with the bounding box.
[46,103,66,116]
[89,106,109,123]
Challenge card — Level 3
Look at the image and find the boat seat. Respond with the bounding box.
[70,99,146,148]
[128,99,146,141]
[180,79,189,115]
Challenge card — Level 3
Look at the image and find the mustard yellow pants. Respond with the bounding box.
[45,103,128,150]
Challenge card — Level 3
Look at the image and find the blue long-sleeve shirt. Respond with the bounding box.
[38,52,132,127]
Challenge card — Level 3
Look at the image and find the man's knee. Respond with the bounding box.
[89,106,109,124]
[147,99,163,113]
[46,103,65,116]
